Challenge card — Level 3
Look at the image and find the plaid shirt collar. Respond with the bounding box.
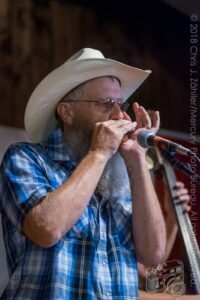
[43,127,72,162]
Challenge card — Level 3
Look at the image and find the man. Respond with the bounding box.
[0,48,166,299]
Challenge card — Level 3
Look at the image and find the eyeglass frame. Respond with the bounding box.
[61,97,130,112]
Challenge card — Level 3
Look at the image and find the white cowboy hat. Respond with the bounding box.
[24,48,151,142]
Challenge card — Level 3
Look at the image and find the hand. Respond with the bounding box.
[133,102,160,135]
[89,119,137,160]
[173,181,191,213]
[119,102,160,160]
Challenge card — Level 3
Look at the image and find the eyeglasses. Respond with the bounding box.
[63,97,130,111]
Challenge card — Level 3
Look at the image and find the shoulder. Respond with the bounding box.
[1,142,46,169]
[3,141,44,158]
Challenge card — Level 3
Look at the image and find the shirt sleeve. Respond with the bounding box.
[0,143,54,229]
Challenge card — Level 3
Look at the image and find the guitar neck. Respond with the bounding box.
[163,163,200,294]
[175,203,200,294]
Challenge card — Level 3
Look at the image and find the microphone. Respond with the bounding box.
[137,130,193,156]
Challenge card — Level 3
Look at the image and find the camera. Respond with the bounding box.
[146,260,186,296]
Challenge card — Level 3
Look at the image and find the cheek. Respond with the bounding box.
[72,114,95,130]
[89,114,110,127]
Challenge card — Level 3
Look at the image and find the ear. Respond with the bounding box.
[56,102,74,125]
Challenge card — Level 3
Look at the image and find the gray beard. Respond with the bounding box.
[64,129,92,162]
[95,151,131,201]
[64,128,131,201]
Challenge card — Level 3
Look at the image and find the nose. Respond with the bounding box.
[109,103,124,120]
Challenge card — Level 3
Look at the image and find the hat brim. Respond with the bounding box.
[24,58,151,142]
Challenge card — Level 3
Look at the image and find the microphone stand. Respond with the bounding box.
[161,150,200,184]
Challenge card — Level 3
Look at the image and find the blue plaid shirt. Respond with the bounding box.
[0,128,138,299]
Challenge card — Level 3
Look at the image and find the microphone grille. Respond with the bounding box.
[137,130,155,148]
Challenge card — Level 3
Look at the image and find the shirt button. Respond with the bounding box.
[102,261,107,265]
[106,291,111,296]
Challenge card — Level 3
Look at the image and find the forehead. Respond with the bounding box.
[83,76,121,96]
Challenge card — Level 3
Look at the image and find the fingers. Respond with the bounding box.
[133,102,143,128]
[183,203,191,213]
[173,182,189,199]
[116,120,134,129]
[174,186,190,202]
[174,198,191,213]
[132,102,160,131]
[104,119,121,127]
[118,121,137,134]
[174,193,190,203]
[99,119,137,137]
[174,188,189,198]
[173,181,184,189]
[174,197,191,213]
[91,119,137,159]
[112,119,137,144]
[173,181,191,213]
[152,111,160,130]
[138,106,152,129]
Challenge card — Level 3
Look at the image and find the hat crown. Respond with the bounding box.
[66,48,105,62]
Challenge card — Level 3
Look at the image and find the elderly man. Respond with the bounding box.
[0,48,166,299]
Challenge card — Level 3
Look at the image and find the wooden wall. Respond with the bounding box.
[0,0,199,133]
